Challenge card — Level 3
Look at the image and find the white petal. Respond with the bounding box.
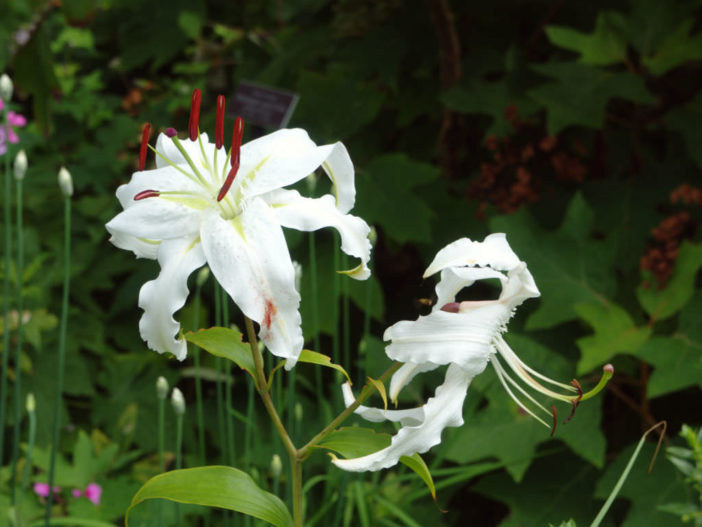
[267,189,371,279]
[434,266,508,310]
[200,200,304,368]
[138,236,206,360]
[108,230,160,259]
[234,130,355,211]
[105,198,201,243]
[423,233,521,278]
[155,132,215,170]
[341,383,425,426]
[115,165,206,210]
[388,361,440,402]
[499,262,540,306]
[383,308,502,374]
[333,364,474,472]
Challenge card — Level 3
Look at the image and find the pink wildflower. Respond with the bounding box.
[84,483,102,505]
[0,99,26,155]
[72,488,83,498]
[34,482,61,497]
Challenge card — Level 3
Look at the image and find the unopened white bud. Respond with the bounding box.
[171,387,185,415]
[14,150,27,181]
[196,266,210,287]
[270,454,282,478]
[26,392,35,413]
[156,376,169,400]
[58,166,73,197]
[0,74,13,101]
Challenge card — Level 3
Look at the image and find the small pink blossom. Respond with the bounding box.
[84,483,102,505]
[34,482,61,497]
[0,99,27,155]
[72,488,83,498]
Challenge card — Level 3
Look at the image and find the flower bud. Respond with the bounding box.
[58,166,73,197]
[270,454,282,479]
[14,149,27,181]
[26,392,35,413]
[171,387,185,415]
[0,74,13,101]
[368,226,377,246]
[196,266,210,287]
[156,376,169,400]
[294,402,303,422]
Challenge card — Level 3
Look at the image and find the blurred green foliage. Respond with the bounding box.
[1,0,701,524]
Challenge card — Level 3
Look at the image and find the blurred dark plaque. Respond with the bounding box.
[231,81,299,129]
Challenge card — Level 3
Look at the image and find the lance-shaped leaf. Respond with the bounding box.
[185,327,255,379]
[125,466,293,527]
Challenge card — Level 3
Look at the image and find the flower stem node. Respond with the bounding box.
[13,149,27,181]
[57,166,73,198]
[0,74,12,101]
[156,376,169,400]
[171,387,185,415]
[106,89,372,369]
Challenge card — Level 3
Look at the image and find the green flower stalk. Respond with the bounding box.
[156,376,169,472]
[18,393,36,511]
[172,387,185,527]
[0,72,14,475]
[46,166,73,525]
[10,149,27,504]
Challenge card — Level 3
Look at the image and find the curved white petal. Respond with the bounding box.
[333,364,474,472]
[108,230,160,260]
[233,130,355,209]
[115,165,206,209]
[200,200,303,368]
[137,235,206,360]
[341,383,425,426]
[155,132,215,170]
[434,266,508,310]
[383,308,503,374]
[388,361,440,402]
[423,233,521,278]
[106,199,202,243]
[267,189,371,279]
[500,263,540,305]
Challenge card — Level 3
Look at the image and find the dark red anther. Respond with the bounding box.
[134,189,160,200]
[139,123,151,171]
[217,117,244,202]
[550,405,558,437]
[440,302,460,313]
[230,116,244,167]
[165,127,178,138]
[215,95,225,149]
[188,88,201,141]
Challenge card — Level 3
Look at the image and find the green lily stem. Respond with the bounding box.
[298,361,402,459]
[46,196,71,526]
[192,285,207,468]
[158,397,165,472]
[18,395,36,511]
[243,317,301,527]
[0,106,13,474]
[175,411,184,527]
[10,174,24,504]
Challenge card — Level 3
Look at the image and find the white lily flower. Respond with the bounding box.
[106,90,371,368]
[333,233,612,472]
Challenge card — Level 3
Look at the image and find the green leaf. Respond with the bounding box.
[398,453,437,502]
[27,519,117,527]
[637,242,702,322]
[490,193,616,330]
[528,62,655,134]
[545,12,628,65]
[355,153,439,244]
[575,301,651,374]
[185,327,255,379]
[316,428,437,500]
[642,19,702,75]
[126,466,293,527]
[296,349,352,384]
[667,92,702,168]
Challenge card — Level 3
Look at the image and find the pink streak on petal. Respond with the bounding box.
[85,483,102,505]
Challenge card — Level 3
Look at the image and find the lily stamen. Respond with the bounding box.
[188,88,201,141]
[139,123,151,171]
[217,117,244,202]
[134,189,160,200]
[216,95,225,149]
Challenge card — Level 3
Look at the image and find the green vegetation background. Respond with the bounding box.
[1,0,701,525]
